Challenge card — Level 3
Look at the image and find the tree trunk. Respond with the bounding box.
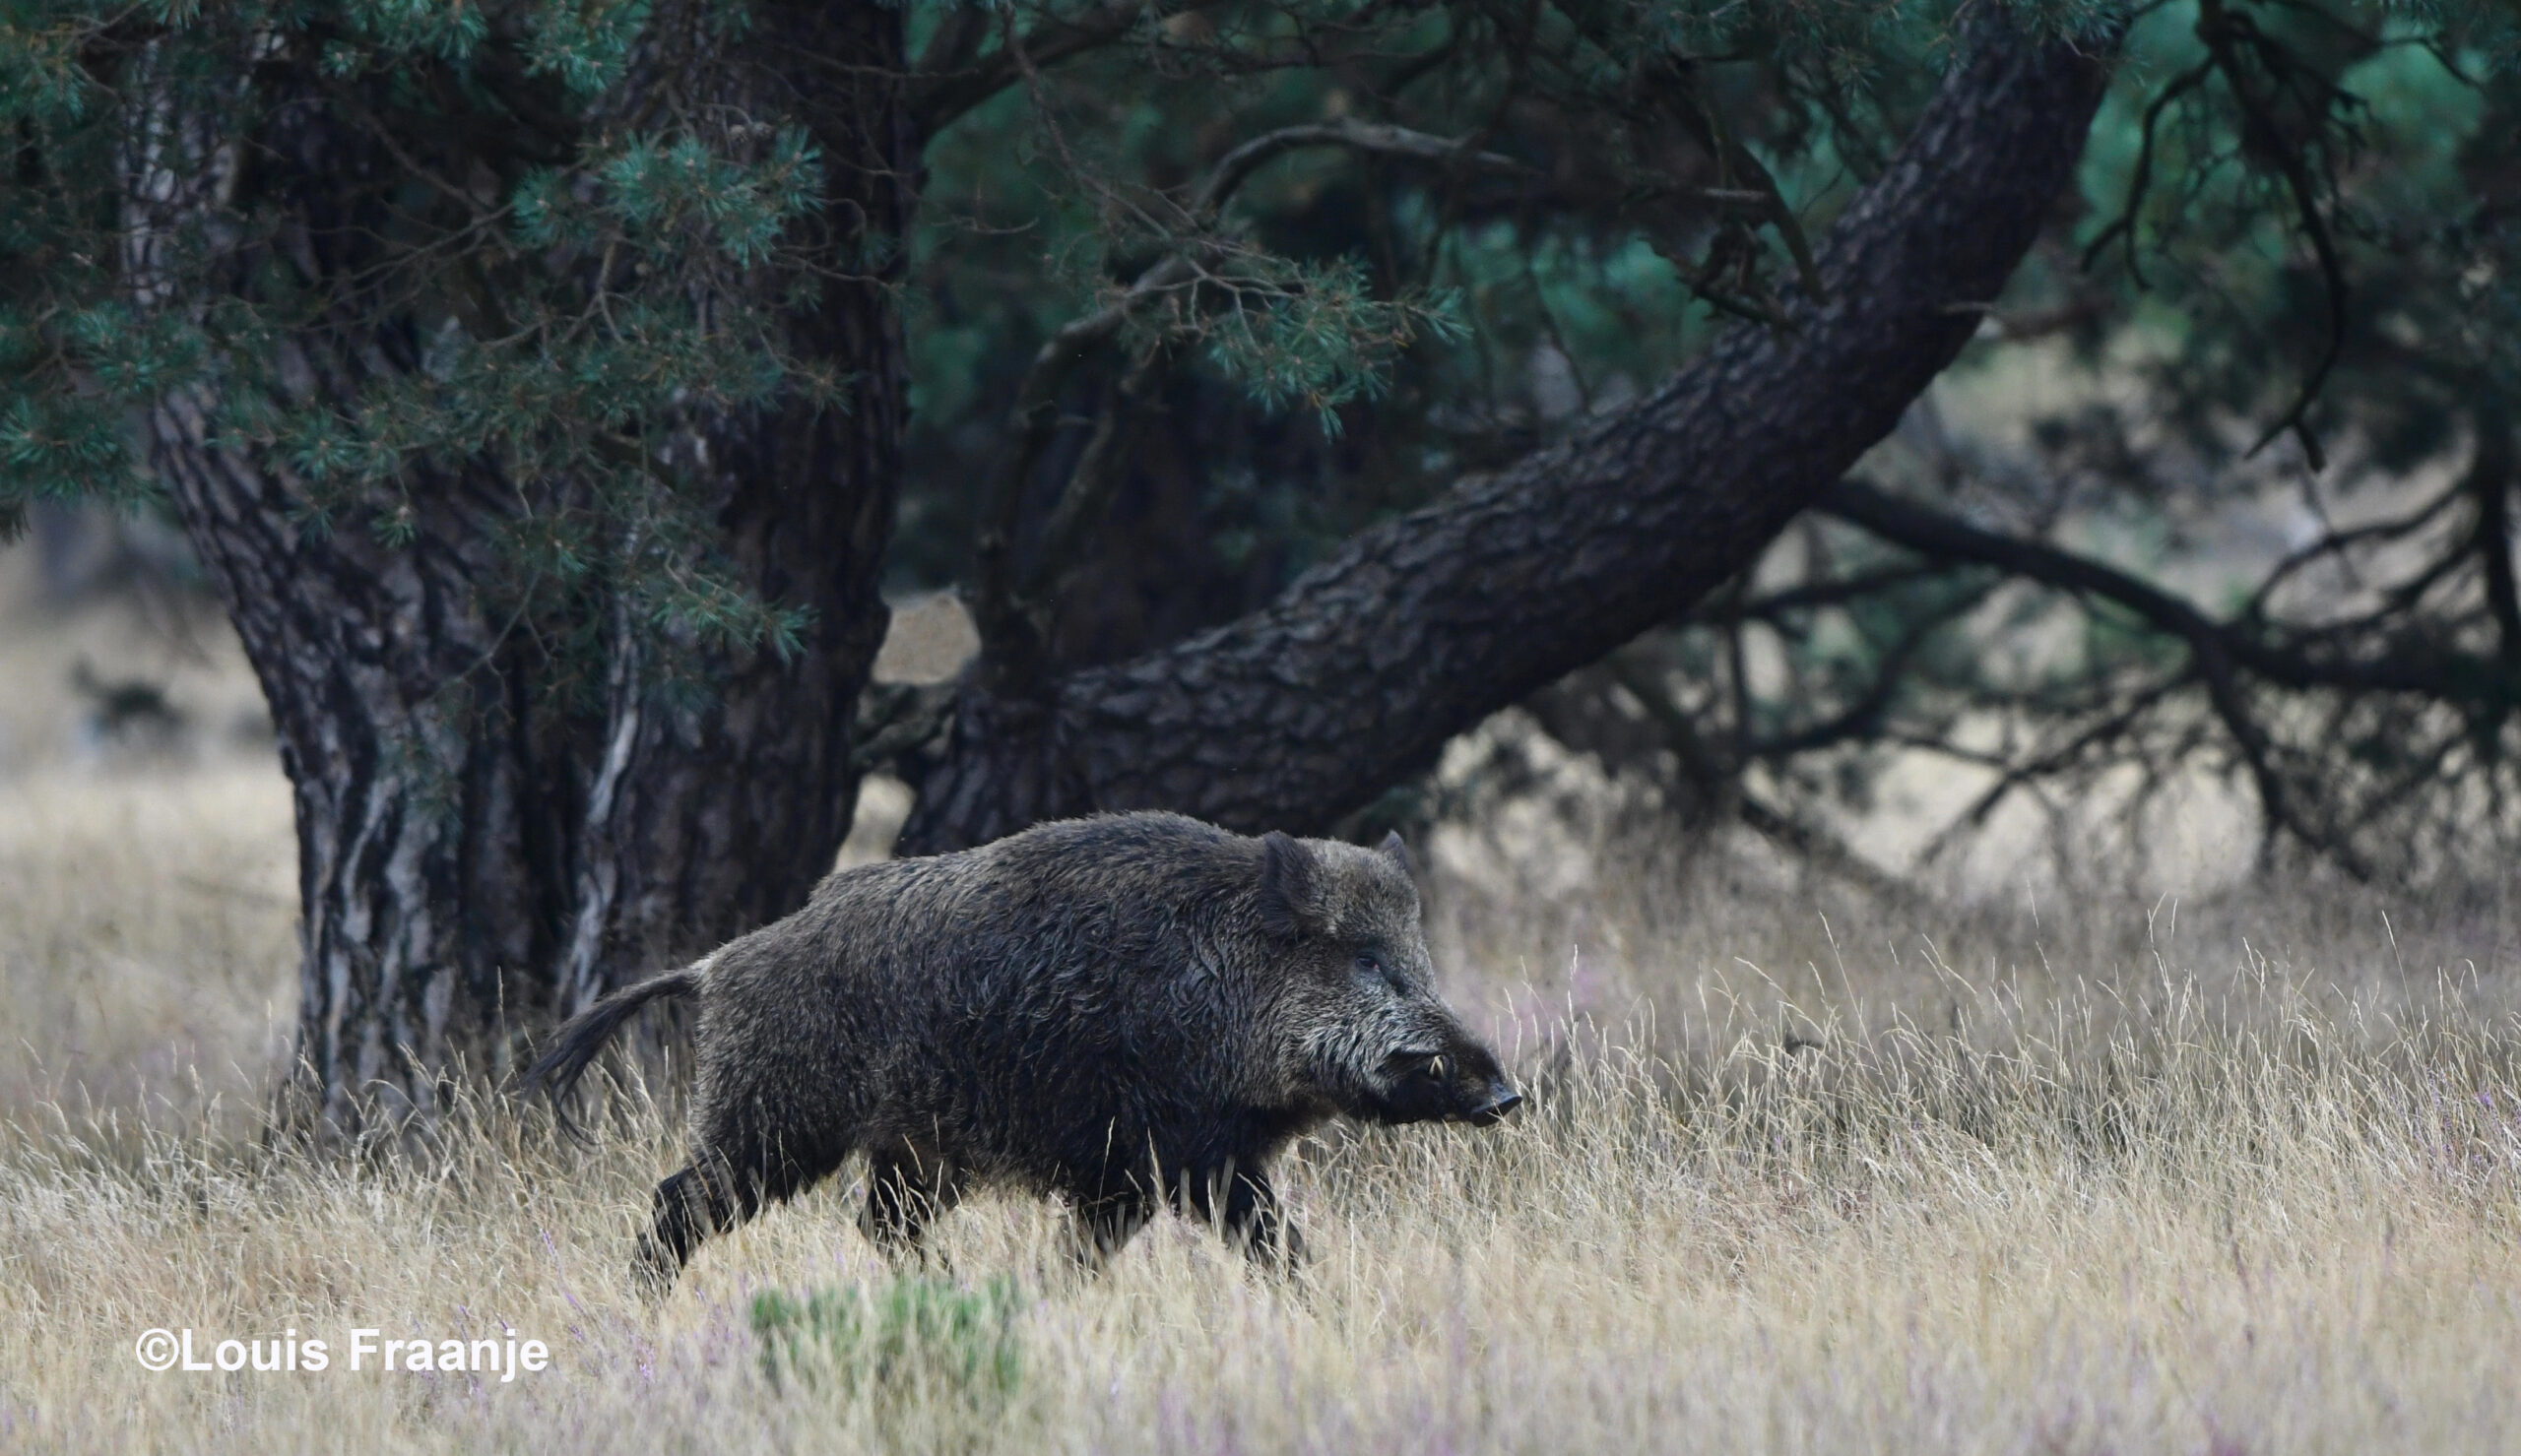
[896,19,2117,854]
[137,4,908,1130]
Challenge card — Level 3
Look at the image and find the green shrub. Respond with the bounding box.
[750,1275,1022,1415]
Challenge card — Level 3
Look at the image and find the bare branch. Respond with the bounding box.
[1601,655,1915,902]
[1650,54,1828,302]
[910,0,1155,139]
[1023,342,1170,603]
[1747,590,1982,759]
[2242,475,2467,621]
[2079,58,2213,286]
[968,252,1197,691]
[1194,118,1530,221]
[1816,478,2508,705]
[2197,0,2351,469]
[1911,675,2184,869]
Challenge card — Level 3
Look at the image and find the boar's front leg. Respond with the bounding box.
[859,1139,962,1257]
[1065,1183,1156,1274]
[1190,1166,1305,1274]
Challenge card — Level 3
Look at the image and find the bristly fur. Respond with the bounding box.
[528,809,1519,1289]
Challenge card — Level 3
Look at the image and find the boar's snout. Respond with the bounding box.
[1463,1080,1523,1126]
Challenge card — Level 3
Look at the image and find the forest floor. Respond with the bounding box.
[4,550,2521,1453]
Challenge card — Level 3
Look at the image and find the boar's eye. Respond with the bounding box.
[1355,950,1405,992]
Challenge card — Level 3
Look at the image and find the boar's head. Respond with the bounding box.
[1256,830,1521,1128]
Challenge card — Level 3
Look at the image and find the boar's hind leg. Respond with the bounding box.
[1189,1167,1305,1274]
[634,1140,830,1288]
[858,1140,962,1256]
[633,1161,744,1289]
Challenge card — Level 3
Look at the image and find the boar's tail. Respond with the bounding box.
[524,963,706,1141]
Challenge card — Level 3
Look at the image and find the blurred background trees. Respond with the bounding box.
[2,0,2515,1121]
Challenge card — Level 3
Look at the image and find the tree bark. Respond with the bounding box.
[136,4,908,1130]
[897,18,2118,853]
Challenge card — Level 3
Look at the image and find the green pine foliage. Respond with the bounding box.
[1,0,830,697]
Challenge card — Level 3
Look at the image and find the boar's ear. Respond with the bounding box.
[1378,829,1413,877]
[1257,831,1321,941]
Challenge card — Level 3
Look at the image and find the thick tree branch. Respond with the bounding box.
[901,16,2126,851]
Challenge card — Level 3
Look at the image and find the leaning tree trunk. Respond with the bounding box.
[134,4,909,1131]
[897,17,2118,854]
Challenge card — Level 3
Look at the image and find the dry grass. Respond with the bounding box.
[4,571,2521,1452]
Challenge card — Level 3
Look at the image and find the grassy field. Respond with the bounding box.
[3,578,2520,1452]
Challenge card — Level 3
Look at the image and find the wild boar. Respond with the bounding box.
[528,810,1520,1286]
